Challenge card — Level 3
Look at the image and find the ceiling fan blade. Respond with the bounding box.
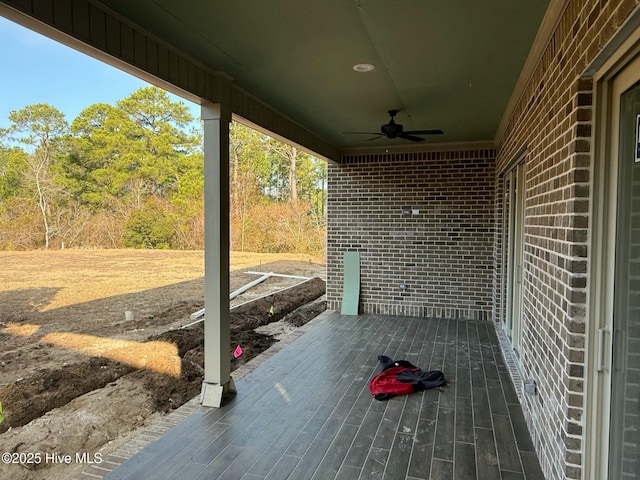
[398,133,425,142]
[404,129,444,135]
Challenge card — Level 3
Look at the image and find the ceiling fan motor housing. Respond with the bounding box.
[381,120,402,138]
[343,109,441,141]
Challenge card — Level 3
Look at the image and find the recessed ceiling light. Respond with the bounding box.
[353,63,375,73]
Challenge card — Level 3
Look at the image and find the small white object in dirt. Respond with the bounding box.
[125,310,134,321]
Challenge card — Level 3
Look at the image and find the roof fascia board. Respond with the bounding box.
[0,0,340,162]
[230,87,340,164]
[494,0,569,145]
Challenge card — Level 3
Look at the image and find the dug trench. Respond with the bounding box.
[0,277,326,479]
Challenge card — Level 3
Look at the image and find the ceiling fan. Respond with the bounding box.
[344,110,443,142]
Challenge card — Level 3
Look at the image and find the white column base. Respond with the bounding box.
[200,378,236,407]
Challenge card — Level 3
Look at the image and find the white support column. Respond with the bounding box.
[200,102,236,407]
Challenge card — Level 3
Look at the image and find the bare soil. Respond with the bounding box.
[0,250,326,480]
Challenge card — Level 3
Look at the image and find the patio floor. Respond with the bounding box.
[96,312,543,480]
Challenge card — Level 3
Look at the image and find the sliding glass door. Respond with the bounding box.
[503,161,525,356]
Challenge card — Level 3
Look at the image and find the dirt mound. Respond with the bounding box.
[0,359,133,434]
[231,277,326,327]
[282,298,328,327]
[0,376,158,480]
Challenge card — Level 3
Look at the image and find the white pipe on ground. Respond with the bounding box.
[230,272,273,300]
[184,272,273,327]
[244,271,312,280]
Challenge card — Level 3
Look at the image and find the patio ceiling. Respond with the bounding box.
[94,0,552,150]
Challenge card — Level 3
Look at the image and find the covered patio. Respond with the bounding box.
[85,312,543,480]
[5,0,624,477]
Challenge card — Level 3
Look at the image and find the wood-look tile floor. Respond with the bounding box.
[102,312,544,480]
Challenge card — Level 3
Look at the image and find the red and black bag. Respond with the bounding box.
[369,355,445,401]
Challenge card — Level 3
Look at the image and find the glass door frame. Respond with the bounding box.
[608,72,640,478]
[586,36,640,480]
[502,159,526,356]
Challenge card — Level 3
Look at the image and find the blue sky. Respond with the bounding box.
[0,16,199,130]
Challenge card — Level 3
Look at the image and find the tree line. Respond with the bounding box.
[0,86,327,254]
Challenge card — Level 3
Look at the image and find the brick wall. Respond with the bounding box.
[495,1,640,479]
[326,149,495,320]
